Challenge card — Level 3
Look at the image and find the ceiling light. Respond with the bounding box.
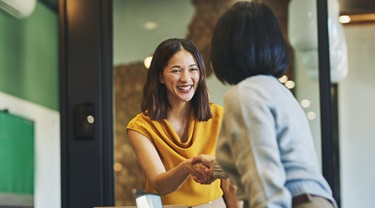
[307,111,316,120]
[278,75,288,83]
[144,56,153,69]
[300,99,311,108]
[284,80,295,89]
[144,21,157,30]
[339,15,351,24]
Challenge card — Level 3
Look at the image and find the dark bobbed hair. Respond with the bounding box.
[141,38,212,121]
[211,1,290,85]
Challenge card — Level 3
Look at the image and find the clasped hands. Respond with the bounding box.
[189,154,216,185]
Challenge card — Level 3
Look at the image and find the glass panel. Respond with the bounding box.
[113,0,375,207]
[290,0,375,207]
[113,1,191,205]
[112,1,234,205]
[339,24,375,208]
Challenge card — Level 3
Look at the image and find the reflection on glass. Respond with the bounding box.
[113,0,195,205]
[300,99,311,108]
[113,0,375,207]
[113,0,238,205]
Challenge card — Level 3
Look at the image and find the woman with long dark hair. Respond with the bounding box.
[127,38,237,207]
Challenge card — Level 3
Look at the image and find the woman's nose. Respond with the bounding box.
[180,71,190,82]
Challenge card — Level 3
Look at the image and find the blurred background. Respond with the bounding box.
[1,0,375,207]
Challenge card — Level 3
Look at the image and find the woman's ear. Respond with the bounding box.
[158,73,165,84]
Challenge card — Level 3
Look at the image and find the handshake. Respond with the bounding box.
[189,154,229,184]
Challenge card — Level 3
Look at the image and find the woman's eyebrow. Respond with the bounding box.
[170,65,181,69]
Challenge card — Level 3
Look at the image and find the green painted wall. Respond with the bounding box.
[0,3,58,111]
[0,111,34,195]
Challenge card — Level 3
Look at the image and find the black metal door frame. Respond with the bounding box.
[317,0,341,206]
[59,0,114,207]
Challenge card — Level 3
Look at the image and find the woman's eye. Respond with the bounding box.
[190,68,198,71]
[170,68,180,73]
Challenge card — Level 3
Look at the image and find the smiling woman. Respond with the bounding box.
[125,38,234,207]
[112,1,237,205]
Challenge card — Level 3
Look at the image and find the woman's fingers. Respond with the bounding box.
[192,175,215,184]
[192,162,212,177]
[191,162,216,184]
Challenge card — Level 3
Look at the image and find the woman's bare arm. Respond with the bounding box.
[127,130,210,195]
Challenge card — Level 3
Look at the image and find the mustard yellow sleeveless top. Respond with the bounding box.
[126,103,224,206]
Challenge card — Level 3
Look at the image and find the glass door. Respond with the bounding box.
[112,0,195,205]
[113,0,375,207]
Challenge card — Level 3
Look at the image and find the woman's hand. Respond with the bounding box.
[190,162,215,184]
[192,154,215,167]
[190,154,216,184]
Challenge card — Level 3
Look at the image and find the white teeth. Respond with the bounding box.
[178,86,192,91]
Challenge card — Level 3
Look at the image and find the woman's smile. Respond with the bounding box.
[177,85,193,92]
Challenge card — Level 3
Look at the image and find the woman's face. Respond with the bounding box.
[159,49,200,105]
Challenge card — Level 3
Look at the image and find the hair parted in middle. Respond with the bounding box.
[141,38,212,121]
[211,1,290,85]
